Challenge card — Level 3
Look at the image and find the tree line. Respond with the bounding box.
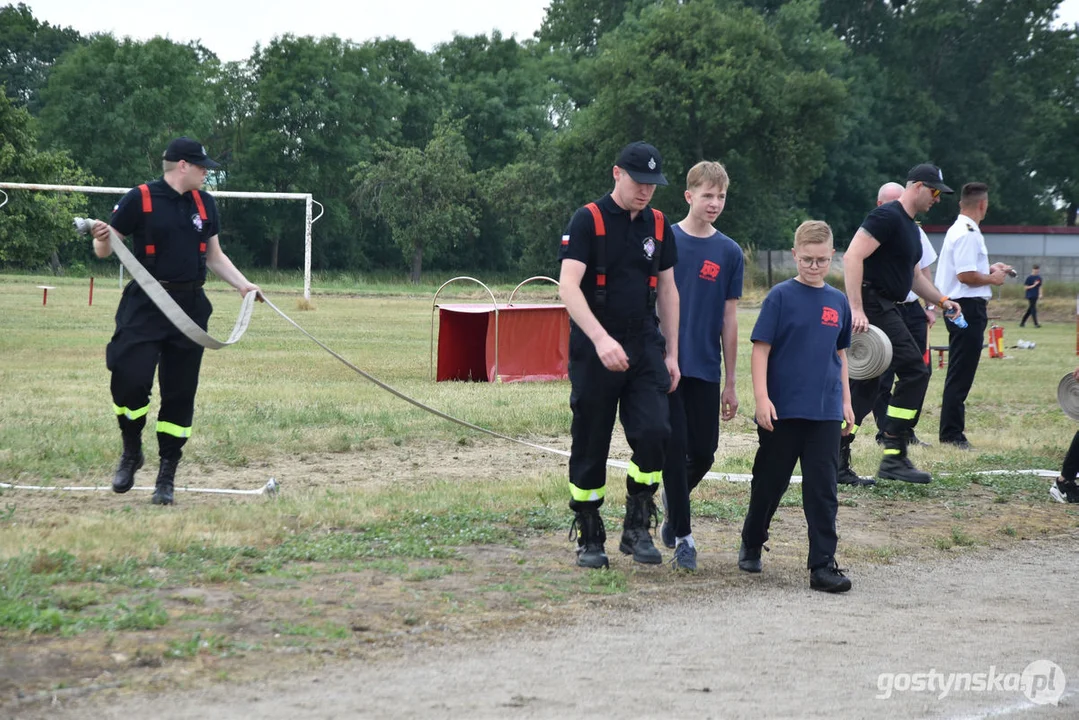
[1,0,1076,281]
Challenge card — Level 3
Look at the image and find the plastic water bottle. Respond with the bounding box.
[945,306,968,329]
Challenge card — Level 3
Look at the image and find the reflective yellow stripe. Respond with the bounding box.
[156,421,192,438]
[569,482,604,503]
[627,460,661,486]
[886,405,918,420]
[883,448,901,456]
[113,403,150,421]
[842,422,859,435]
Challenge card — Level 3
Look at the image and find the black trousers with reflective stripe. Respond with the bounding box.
[107,283,212,461]
[850,288,930,437]
[741,420,840,570]
[873,300,930,434]
[662,376,721,538]
[939,297,988,443]
[567,324,671,511]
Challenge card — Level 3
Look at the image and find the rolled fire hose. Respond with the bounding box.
[847,324,893,381]
[1057,372,1079,422]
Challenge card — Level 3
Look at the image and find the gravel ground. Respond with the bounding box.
[20,539,1079,720]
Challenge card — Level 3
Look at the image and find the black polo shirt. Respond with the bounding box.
[858,200,920,302]
[111,178,219,283]
[559,193,677,322]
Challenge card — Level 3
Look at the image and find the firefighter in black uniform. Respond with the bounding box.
[558,141,681,569]
[90,137,260,505]
[843,163,960,484]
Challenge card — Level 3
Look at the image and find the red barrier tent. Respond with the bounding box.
[436,303,569,382]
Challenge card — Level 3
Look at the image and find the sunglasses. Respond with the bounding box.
[928,186,941,199]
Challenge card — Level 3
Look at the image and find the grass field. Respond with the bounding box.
[1,271,1078,700]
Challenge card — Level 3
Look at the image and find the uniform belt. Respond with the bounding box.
[158,280,205,291]
[861,282,903,304]
[600,316,656,335]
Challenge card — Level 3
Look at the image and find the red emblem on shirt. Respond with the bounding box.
[821,306,839,327]
[699,260,720,281]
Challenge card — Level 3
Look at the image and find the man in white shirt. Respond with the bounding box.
[933,182,1012,449]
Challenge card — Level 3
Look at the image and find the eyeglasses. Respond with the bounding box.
[928,186,941,199]
[797,256,832,268]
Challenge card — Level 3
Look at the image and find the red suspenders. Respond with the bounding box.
[135,184,209,265]
[581,203,665,314]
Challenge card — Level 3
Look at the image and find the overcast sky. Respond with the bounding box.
[22,0,553,60]
[19,0,1079,62]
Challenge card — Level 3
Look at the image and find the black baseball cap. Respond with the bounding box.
[616,141,668,186]
[906,163,953,193]
[163,137,221,169]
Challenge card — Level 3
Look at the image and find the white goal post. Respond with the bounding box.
[0,182,324,299]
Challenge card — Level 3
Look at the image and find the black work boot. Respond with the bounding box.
[810,559,852,593]
[569,509,608,569]
[838,436,875,487]
[112,437,144,494]
[877,436,931,484]
[619,492,662,564]
[151,458,178,505]
[738,541,764,573]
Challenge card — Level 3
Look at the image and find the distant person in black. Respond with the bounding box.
[90,137,260,506]
[1020,265,1042,328]
[842,163,960,485]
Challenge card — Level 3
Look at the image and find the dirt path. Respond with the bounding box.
[17,540,1078,720]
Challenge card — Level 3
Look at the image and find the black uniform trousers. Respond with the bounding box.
[662,376,721,538]
[850,287,930,438]
[1062,431,1079,481]
[1020,297,1039,327]
[106,283,212,461]
[939,297,988,444]
[873,300,930,435]
[567,322,671,511]
[741,420,841,570]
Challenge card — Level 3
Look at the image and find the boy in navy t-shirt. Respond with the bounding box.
[658,160,744,571]
[1020,264,1042,328]
[739,220,855,593]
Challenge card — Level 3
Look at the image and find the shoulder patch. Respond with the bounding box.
[966,223,975,232]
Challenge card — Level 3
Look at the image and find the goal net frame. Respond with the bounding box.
[0,182,323,299]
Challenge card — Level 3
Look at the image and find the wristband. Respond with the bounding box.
[939,295,949,305]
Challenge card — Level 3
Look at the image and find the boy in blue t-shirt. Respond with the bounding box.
[739,220,855,592]
[658,161,744,571]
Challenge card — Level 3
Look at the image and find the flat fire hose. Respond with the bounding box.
[102,224,257,349]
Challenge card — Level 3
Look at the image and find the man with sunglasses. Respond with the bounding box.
[90,137,260,506]
[842,164,959,484]
[934,182,1011,450]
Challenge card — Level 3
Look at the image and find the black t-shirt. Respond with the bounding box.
[858,200,920,302]
[111,178,219,283]
[558,193,677,322]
